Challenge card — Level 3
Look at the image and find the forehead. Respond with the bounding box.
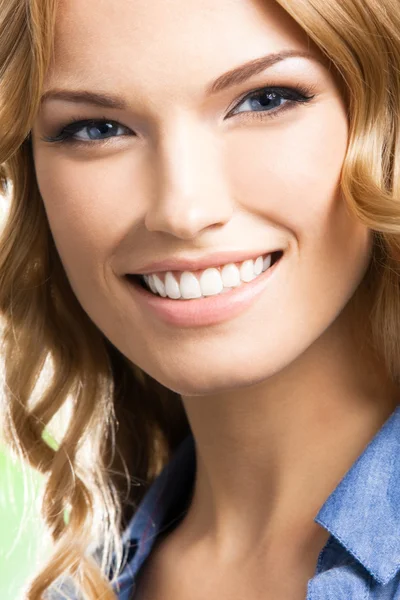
[47,0,322,95]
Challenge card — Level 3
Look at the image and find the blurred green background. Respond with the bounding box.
[0,441,51,599]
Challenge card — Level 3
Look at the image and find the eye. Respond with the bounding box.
[72,121,128,141]
[41,118,132,146]
[226,84,316,121]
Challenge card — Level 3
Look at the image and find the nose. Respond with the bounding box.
[144,118,234,240]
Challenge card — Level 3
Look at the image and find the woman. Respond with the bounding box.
[1,0,400,598]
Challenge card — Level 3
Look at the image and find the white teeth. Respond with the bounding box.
[263,254,271,271]
[144,275,158,295]
[254,256,264,275]
[152,274,167,297]
[220,263,241,288]
[240,259,258,283]
[199,268,224,296]
[165,271,181,299]
[180,272,202,299]
[143,252,277,299]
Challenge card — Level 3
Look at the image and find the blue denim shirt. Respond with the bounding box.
[111,404,400,600]
[47,404,400,599]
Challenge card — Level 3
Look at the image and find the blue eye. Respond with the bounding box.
[41,119,132,145]
[74,121,126,141]
[227,85,316,120]
[40,84,316,147]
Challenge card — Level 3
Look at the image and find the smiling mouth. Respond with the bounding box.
[126,250,284,298]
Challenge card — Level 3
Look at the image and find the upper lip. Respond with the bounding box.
[129,248,284,275]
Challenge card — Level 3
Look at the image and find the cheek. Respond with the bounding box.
[225,99,349,232]
[225,99,372,308]
[32,150,145,283]
[32,147,157,343]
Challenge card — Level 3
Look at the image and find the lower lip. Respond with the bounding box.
[125,255,282,327]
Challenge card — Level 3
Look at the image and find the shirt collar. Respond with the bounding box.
[116,404,400,595]
[315,403,400,585]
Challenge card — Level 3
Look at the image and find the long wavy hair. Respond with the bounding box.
[1,0,400,598]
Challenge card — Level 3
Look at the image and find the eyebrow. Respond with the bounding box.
[40,49,318,109]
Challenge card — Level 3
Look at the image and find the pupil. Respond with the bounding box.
[88,123,115,139]
[251,92,278,110]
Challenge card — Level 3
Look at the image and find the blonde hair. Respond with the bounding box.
[1,0,400,598]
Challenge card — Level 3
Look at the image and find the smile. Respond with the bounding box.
[133,251,283,300]
[125,250,284,328]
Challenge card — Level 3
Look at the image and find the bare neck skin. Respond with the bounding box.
[179,284,399,565]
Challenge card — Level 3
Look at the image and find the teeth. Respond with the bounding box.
[199,268,224,297]
[165,271,181,299]
[254,255,264,275]
[220,263,241,288]
[152,274,167,297]
[180,271,202,299]
[142,253,275,300]
[240,259,258,283]
[145,275,158,295]
[263,254,272,272]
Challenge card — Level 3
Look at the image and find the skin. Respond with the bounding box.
[31,0,399,596]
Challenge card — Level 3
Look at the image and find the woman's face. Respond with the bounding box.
[32,0,372,395]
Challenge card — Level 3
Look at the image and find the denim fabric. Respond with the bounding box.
[112,404,400,600]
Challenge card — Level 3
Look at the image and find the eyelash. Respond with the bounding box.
[40,83,317,148]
